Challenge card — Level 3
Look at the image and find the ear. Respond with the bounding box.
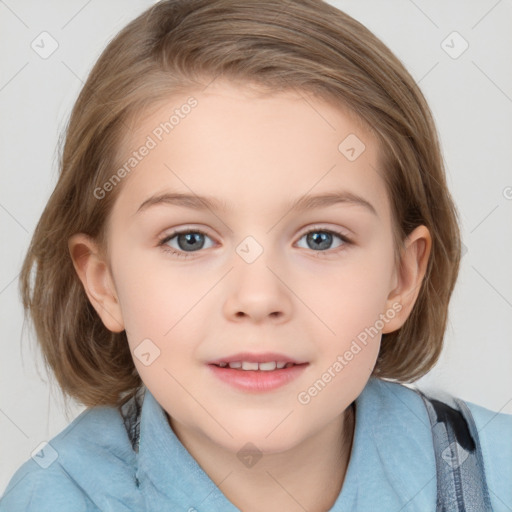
[382,225,432,333]
[67,233,125,333]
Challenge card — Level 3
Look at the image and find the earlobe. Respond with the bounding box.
[67,233,125,333]
[382,225,432,334]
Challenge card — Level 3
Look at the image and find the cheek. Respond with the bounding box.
[113,250,207,337]
[307,246,395,337]
[112,257,214,395]
[296,258,391,416]
[299,246,395,403]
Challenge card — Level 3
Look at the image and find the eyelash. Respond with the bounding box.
[157,226,353,259]
[158,228,211,259]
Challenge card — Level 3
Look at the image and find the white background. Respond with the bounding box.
[1,0,511,495]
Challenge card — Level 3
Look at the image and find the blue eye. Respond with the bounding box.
[297,228,351,255]
[158,229,214,259]
[158,227,352,259]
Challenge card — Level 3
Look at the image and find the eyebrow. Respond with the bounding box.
[134,190,377,216]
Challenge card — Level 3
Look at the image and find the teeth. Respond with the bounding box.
[241,361,259,371]
[220,361,295,370]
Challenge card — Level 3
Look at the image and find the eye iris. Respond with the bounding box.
[308,231,332,250]
[178,232,204,251]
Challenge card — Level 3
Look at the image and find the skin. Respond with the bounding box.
[69,79,431,512]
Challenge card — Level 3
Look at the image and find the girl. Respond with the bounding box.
[1,0,510,510]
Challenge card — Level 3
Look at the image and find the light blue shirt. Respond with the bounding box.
[1,377,511,511]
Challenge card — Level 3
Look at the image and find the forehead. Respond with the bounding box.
[110,80,390,222]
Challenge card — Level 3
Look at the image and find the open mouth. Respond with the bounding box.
[208,360,309,392]
[207,352,309,391]
[211,361,303,371]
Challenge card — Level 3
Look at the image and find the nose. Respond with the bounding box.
[222,252,292,324]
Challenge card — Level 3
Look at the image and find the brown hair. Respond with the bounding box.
[19,0,461,408]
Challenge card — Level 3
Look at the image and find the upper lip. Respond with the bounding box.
[208,352,307,365]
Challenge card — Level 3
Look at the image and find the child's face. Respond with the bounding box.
[86,79,426,453]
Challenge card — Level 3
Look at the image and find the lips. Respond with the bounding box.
[207,355,309,394]
[216,361,295,370]
[207,352,307,370]
[207,352,309,392]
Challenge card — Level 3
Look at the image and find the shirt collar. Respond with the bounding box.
[137,388,239,511]
[332,378,436,510]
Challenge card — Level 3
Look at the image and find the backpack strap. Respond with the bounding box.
[417,390,493,511]
[119,386,145,453]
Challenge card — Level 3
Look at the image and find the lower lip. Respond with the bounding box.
[208,364,308,392]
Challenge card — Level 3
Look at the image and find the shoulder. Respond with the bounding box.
[0,464,91,512]
[0,403,141,511]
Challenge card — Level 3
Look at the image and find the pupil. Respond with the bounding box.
[308,232,331,250]
[179,233,204,251]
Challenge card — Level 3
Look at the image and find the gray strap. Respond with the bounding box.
[119,386,145,453]
[419,392,493,511]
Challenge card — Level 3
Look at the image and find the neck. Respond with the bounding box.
[168,402,356,512]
